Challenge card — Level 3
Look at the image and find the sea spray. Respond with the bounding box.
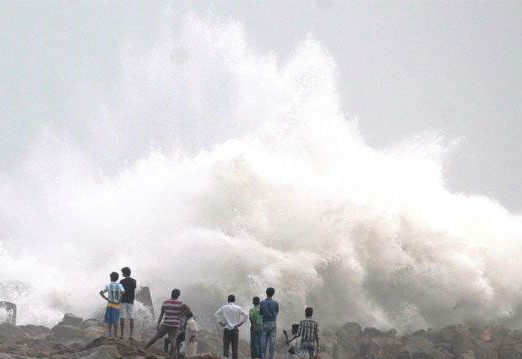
[0,13,521,332]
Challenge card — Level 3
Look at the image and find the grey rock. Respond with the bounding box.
[51,324,85,341]
[18,325,50,339]
[335,322,362,359]
[0,354,37,359]
[79,344,121,359]
[460,351,477,359]
[0,323,27,341]
[60,313,83,327]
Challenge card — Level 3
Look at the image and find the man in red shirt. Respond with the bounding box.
[144,289,190,358]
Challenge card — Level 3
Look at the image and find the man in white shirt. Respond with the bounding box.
[215,294,248,359]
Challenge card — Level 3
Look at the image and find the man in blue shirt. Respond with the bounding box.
[259,287,279,359]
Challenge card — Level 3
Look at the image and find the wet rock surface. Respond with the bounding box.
[3,315,522,358]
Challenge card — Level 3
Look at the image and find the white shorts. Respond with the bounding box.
[120,303,134,319]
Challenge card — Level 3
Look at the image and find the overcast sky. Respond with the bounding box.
[1,1,521,211]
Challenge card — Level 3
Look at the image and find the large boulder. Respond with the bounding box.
[82,319,102,328]
[335,322,363,359]
[359,326,404,359]
[18,325,50,339]
[0,354,37,359]
[50,324,85,342]
[83,326,106,342]
[60,313,83,328]
[498,332,522,359]
[432,325,498,359]
[50,314,86,342]
[403,331,435,354]
[0,323,27,342]
[135,286,155,317]
[320,328,339,358]
[400,328,455,359]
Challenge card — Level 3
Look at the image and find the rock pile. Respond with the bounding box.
[315,323,522,359]
[0,313,225,358]
[3,315,522,359]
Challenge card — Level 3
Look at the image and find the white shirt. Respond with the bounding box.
[215,303,248,330]
[186,317,199,340]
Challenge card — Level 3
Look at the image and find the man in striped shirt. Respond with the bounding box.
[296,307,319,359]
[145,289,191,358]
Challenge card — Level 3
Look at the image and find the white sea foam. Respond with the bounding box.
[1,13,521,332]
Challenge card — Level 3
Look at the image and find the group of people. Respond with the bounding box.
[99,270,320,359]
[214,288,320,359]
[99,268,198,358]
[99,267,137,339]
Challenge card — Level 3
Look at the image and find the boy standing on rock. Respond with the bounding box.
[99,271,125,337]
[119,266,137,340]
[296,307,320,359]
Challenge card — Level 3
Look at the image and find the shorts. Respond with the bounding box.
[120,303,134,319]
[300,341,315,358]
[104,306,120,324]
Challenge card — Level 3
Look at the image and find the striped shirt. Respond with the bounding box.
[101,282,125,308]
[161,299,184,328]
[297,319,319,344]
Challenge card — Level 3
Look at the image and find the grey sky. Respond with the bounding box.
[1,1,521,210]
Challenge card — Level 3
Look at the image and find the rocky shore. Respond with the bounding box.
[2,314,522,359]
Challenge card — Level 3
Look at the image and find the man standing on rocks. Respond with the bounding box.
[260,287,279,359]
[215,294,248,359]
[296,307,319,359]
[145,289,189,359]
[259,287,279,359]
[119,267,136,340]
[249,296,263,359]
[99,271,125,337]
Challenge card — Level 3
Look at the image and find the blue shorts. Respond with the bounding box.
[104,306,120,324]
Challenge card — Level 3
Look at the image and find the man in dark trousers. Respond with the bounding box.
[119,267,137,339]
[260,287,279,359]
[215,294,248,359]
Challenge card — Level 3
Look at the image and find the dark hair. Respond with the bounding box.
[266,287,275,297]
[228,294,236,303]
[253,296,260,305]
[171,289,181,299]
[121,267,131,277]
[110,272,119,282]
[305,307,313,317]
[292,323,300,334]
[186,311,193,319]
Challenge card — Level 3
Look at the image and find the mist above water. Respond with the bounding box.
[1,13,521,332]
